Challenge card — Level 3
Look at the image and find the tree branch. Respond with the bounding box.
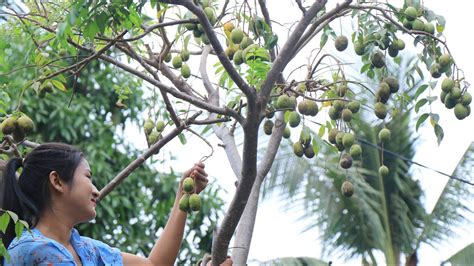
[98,111,202,201]
[176,0,257,103]
[259,0,329,102]
[257,0,276,61]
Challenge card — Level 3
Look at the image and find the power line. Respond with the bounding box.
[357,138,474,186]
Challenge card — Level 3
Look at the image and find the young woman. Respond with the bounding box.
[1,142,232,265]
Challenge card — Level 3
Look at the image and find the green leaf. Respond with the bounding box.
[6,210,18,223]
[0,212,10,232]
[320,33,328,48]
[0,241,10,261]
[434,124,444,145]
[415,98,428,113]
[15,220,24,239]
[360,63,371,74]
[84,21,100,40]
[318,125,325,138]
[416,113,429,132]
[414,84,428,100]
[51,80,67,91]
[178,133,187,145]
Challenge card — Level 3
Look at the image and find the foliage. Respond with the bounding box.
[447,243,474,265]
[0,18,224,264]
[0,210,30,261]
[0,0,471,264]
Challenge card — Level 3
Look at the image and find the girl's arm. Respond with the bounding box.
[121,162,208,266]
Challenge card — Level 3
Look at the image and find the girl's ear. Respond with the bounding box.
[49,171,65,193]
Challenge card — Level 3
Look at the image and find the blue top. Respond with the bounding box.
[4,228,123,265]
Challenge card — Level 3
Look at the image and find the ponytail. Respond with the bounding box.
[1,157,29,251]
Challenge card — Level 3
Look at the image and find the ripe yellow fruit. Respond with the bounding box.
[223,21,235,32]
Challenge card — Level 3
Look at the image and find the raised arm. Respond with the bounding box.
[121,163,208,265]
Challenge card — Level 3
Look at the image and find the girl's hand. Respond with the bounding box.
[180,162,208,194]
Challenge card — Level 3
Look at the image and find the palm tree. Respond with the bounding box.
[263,111,473,265]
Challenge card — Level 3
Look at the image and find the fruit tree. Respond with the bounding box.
[0,0,471,265]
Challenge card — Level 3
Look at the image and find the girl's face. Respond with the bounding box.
[65,159,99,223]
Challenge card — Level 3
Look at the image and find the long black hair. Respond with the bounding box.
[1,142,83,250]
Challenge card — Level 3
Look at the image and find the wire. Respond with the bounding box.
[357,138,474,186]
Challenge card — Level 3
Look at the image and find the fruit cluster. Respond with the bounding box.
[0,113,35,143]
[178,177,201,212]
[143,119,165,146]
[440,78,471,120]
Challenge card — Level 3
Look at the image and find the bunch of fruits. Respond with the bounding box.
[0,113,35,143]
[143,119,165,146]
[178,176,201,212]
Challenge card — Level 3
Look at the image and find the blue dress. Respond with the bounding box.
[4,228,123,265]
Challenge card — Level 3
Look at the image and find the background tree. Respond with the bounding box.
[0,0,471,264]
[0,19,224,265]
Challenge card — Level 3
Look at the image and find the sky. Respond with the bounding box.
[121,1,474,265]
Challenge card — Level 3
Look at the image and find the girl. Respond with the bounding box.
[1,142,231,265]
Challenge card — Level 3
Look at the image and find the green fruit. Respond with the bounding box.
[293,142,304,157]
[444,94,457,109]
[376,82,391,103]
[265,106,275,118]
[231,28,244,44]
[333,100,345,111]
[240,37,254,50]
[404,6,418,21]
[189,194,201,211]
[164,53,172,62]
[374,102,388,119]
[193,29,203,38]
[340,154,353,169]
[263,119,274,135]
[183,177,195,193]
[335,35,348,51]
[379,165,389,176]
[225,47,236,59]
[424,22,435,34]
[172,55,183,69]
[299,130,312,146]
[16,115,34,133]
[388,45,399,57]
[297,100,310,115]
[378,128,391,143]
[296,83,306,93]
[347,101,360,113]
[288,111,301,128]
[283,126,291,139]
[204,7,216,25]
[341,181,354,197]
[233,50,244,65]
[440,91,448,104]
[383,76,400,93]
[148,131,162,145]
[354,41,365,56]
[342,133,355,148]
[338,84,348,97]
[430,63,442,78]
[454,103,469,120]
[179,194,190,212]
[181,49,190,61]
[371,51,385,68]
[144,119,154,134]
[328,106,340,120]
[402,18,413,29]
[412,19,425,31]
[335,132,345,146]
[276,94,291,109]
[307,101,319,116]
[289,96,297,110]
[441,78,454,92]
[393,39,405,50]
[156,121,165,132]
[451,86,462,99]
[341,109,352,122]
[328,128,338,144]
[304,144,315,159]
[1,116,17,135]
[461,92,472,106]
[439,54,452,67]
[201,34,210,45]
[181,63,191,78]
[350,144,362,157]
